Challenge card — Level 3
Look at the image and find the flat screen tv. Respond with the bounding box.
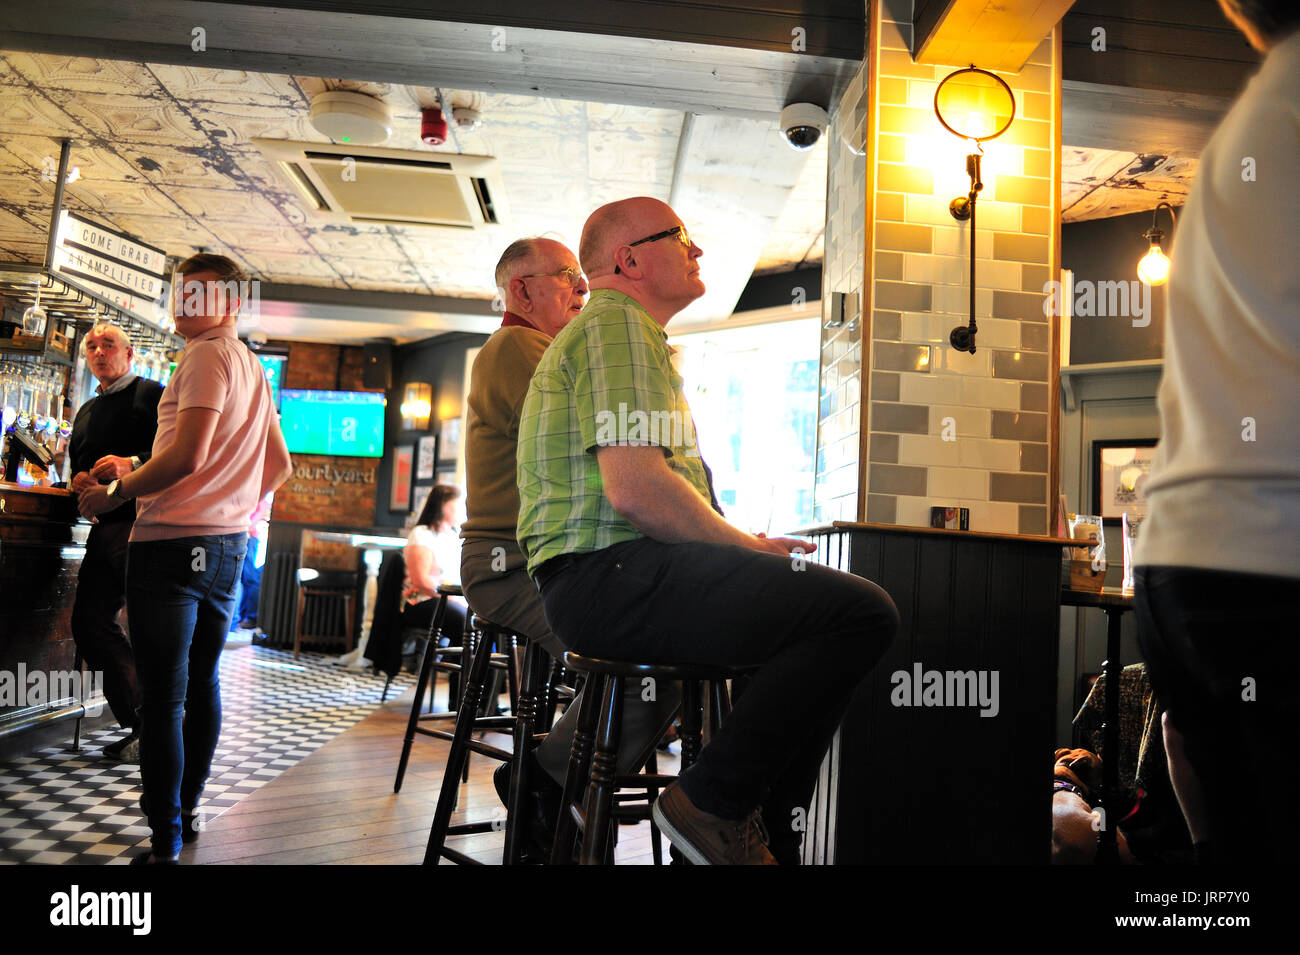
[256,354,287,409]
[280,389,385,457]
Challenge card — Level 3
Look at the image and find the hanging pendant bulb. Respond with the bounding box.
[1137,243,1171,285]
[1137,202,1177,286]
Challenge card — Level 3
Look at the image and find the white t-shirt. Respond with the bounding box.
[1135,30,1300,579]
[403,524,464,605]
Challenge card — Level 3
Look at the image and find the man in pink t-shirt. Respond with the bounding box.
[79,253,293,865]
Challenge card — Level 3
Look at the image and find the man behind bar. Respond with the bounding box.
[1134,0,1300,864]
[68,322,164,762]
[460,236,679,858]
[516,197,899,864]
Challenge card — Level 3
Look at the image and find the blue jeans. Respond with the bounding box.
[127,532,246,858]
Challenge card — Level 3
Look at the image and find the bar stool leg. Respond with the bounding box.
[680,679,704,772]
[549,673,606,865]
[580,674,623,866]
[394,595,448,793]
[503,639,546,864]
[423,626,497,865]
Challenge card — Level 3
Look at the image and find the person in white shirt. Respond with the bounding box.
[402,484,467,644]
[1134,0,1300,865]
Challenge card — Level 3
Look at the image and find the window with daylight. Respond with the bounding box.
[670,318,819,536]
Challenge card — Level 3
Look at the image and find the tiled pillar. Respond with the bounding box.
[814,63,868,525]
[814,0,1062,535]
[865,0,1061,535]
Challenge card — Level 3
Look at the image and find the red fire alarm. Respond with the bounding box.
[421,106,448,146]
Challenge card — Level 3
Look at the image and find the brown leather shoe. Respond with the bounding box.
[652,782,777,865]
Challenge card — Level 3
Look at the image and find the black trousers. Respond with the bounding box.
[1135,565,1300,864]
[70,519,141,730]
[540,537,897,855]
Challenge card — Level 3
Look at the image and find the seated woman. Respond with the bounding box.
[401,484,467,646]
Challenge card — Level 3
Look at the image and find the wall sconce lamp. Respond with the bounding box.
[1136,201,1177,286]
[399,382,432,431]
[933,65,1016,354]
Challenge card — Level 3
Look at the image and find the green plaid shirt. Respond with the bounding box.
[516,289,715,575]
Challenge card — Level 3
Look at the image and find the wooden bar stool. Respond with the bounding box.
[422,618,550,865]
[550,652,748,866]
[393,583,485,793]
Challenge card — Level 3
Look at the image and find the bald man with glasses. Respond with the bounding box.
[516,197,898,864]
[460,237,680,860]
[69,323,164,761]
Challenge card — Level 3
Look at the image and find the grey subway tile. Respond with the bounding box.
[866,494,898,524]
[870,463,929,496]
[869,432,900,463]
[871,371,901,401]
[992,349,1048,382]
[990,472,1046,504]
[871,401,929,434]
[991,410,1048,442]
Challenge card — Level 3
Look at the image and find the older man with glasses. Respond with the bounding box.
[460,236,680,861]
[515,197,898,864]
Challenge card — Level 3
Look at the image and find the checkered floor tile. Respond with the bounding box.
[0,643,413,865]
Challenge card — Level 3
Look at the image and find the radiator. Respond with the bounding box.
[261,552,300,650]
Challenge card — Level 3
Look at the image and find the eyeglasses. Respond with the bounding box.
[614,225,692,275]
[520,266,585,288]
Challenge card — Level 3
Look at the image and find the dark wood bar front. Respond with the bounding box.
[802,522,1066,864]
[0,483,86,725]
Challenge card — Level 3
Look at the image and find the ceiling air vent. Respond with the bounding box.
[253,139,509,230]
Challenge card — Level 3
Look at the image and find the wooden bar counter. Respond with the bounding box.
[798,521,1069,865]
[0,483,87,725]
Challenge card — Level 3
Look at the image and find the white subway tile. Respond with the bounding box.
[984,259,1024,291]
[973,200,1020,232]
[957,437,1020,470]
[905,79,938,110]
[959,378,1021,410]
[904,194,961,228]
[928,345,992,376]
[898,371,963,405]
[931,404,991,437]
[903,252,966,285]
[963,500,1020,534]
[969,317,1020,349]
[898,434,961,467]
[895,495,936,528]
[929,467,989,500]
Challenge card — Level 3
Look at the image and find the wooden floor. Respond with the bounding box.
[186,684,673,865]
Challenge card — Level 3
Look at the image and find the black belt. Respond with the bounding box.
[533,553,580,591]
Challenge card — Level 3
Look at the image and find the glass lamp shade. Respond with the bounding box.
[21,304,47,336]
[934,67,1016,142]
[1137,245,1171,285]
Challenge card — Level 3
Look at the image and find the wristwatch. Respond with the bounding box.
[130,455,142,471]
[106,479,132,501]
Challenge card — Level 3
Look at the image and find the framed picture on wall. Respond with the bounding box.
[390,445,413,512]
[416,434,437,480]
[434,468,458,488]
[1091,439,1157,523]
[438,417,462,465]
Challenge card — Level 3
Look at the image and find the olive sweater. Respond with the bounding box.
[460,322,551,561]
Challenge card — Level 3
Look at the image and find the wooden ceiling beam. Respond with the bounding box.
[913,0,1078,72]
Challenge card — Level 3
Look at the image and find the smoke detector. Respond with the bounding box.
[309,90,392,145]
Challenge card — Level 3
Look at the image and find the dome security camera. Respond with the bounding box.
[780,102,829,151]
